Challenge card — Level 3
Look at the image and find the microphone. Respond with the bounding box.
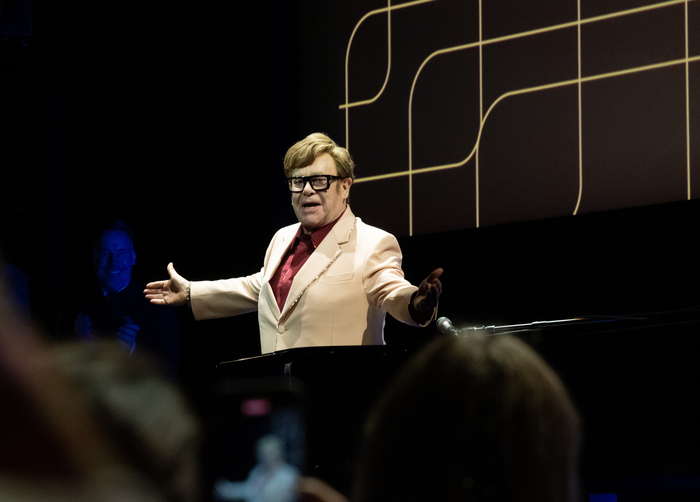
[436,317,461,337]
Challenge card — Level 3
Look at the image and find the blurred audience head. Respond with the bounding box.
[53,341,201,502]
[1,267,200,501]
[353,333,581,502]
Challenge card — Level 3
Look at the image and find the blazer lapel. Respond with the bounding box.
[279,207,356,323]
[263,223,300,284]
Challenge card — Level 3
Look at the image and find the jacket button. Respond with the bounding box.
[278,325,285,334]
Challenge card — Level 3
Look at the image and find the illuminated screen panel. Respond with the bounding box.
[315,0,700,237]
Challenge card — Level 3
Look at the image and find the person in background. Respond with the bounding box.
[57,220,180,377]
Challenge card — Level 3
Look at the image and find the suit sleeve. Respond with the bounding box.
[363,232,432,327]
[189,270,263,320]
[188,225,295,321]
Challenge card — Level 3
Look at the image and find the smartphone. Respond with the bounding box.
[208,377,306,502]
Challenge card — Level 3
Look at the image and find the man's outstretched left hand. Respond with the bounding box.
[410,268,443,323]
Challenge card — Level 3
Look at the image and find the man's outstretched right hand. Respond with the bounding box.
[144,262,189,306]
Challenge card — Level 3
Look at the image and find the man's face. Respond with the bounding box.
[291,153,352,233]
[94,230,136,294]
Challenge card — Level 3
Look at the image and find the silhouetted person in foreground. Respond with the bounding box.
[352,333,581,502]
[1,258,200,501]
[53,340,201,502]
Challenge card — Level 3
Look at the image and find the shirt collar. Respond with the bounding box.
[101,282,129,296]
[297,207,346,249]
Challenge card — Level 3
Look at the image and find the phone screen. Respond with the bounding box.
[209,378,306,502]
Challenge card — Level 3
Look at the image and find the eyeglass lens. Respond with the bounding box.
[289,176,331,192]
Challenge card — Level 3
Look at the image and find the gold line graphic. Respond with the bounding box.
[354,54,700,186]
[341,0,438,150]
[574,0,583,216]
[344,0,696,234]
[685,0,692,199]
[343,0,692,115]
[477,0,483,227]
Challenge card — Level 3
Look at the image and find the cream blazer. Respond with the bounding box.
[190,207,435,354]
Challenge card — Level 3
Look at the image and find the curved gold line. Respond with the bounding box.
[341,0,438,111]
[342,6,391,111]
[485,56,700,172]
[343,0,438,150]
[477,0,483,228]
[574,0,583,215]
[347,0,691,114]
[407,43,482,233]
[361,54,700,188]
[342,1,391,149]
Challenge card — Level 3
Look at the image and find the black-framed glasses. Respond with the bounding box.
[287,175,343,193]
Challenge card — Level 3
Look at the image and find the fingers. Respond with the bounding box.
[145,280,166,291]
[421,268,443,288]
[416,268,443,313]
[425,283,441,298]
[421,268,443,292]
[144,284,168,305]
[425,268,443,292]
[427,267,444,282]
[145,263,176,303]
[167,262,181,280]
[144,283,167,304]
[421,286,440,306]
[145,263,178,291]
[166,262,189,290]
[145,263,188,307]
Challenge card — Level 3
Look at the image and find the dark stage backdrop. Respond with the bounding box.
[296,0,700,237]
[1,1,303,366]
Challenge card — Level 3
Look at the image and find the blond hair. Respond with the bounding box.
[283,133,355,180]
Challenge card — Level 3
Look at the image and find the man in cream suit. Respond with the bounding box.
[145,133,442,354]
